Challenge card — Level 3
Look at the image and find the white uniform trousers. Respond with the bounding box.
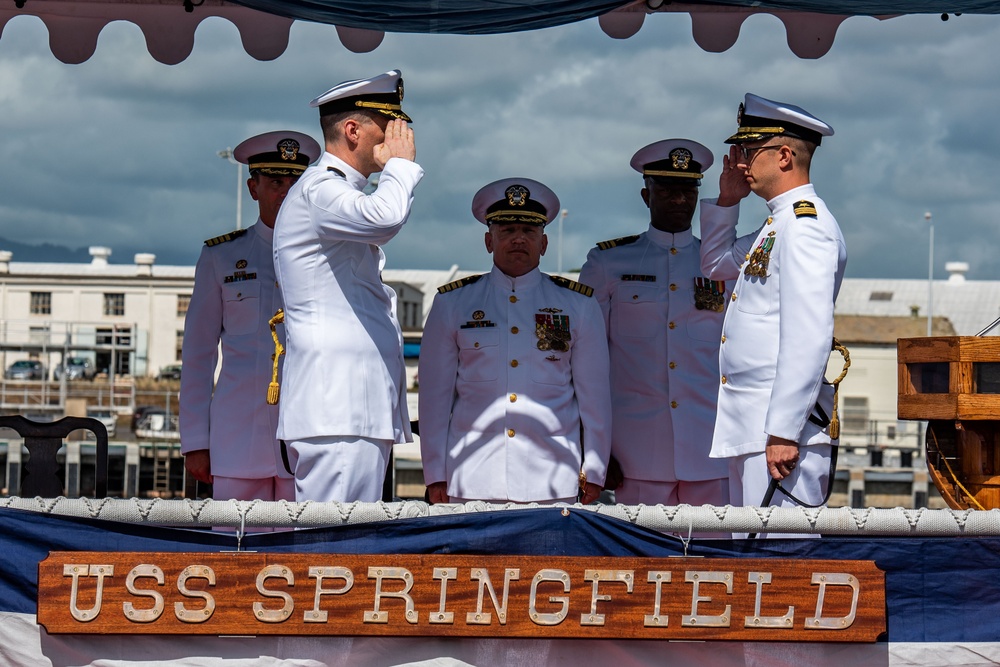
[729,443,833,539]
[211,476,296,534]
[615,478,729,507]
[450,496,577,505]
[286,436,392,503]
[212,476,296,503]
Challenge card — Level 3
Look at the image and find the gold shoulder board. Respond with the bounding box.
[437,274,485,294]
[596,234,640,251]
[793,200,818,218]
[204,228,248,247]
[549,275,594,297]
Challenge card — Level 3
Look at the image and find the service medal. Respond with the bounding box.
[694,278,726,312]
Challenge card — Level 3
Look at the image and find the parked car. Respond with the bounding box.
[86,408,117,439]
[131,405,164,432]
[157,364,182,381]
[54,356,97,381]
[4,360,46,380]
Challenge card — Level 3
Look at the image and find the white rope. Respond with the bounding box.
[3,497,1000,536]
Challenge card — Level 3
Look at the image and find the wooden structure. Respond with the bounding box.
[898,336,1000,509]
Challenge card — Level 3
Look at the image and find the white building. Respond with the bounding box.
[0,246,424,382]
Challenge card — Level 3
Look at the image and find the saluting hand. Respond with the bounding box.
[373,119,416,170]
[716,145,752,208]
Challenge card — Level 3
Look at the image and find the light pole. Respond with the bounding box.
[218,148,243,230]
[926,211,933,336]
[557,209,568,274]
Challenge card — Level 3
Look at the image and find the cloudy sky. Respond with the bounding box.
[1,9,999,280]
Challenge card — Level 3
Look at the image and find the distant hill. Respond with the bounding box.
[0,236,191,266]
[0,237,92,263]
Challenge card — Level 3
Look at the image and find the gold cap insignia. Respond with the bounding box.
[670,148,693,171]
[277,139,300,161]
[505,184,530,207]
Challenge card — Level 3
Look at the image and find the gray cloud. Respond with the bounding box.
[1,11,999,281]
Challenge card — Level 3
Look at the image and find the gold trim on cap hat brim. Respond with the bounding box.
[485,210,549,225]
[249,162,308,172]
[643,170,703,179]
[355,100,403,112]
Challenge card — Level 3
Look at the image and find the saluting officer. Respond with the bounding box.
[273,70,423,503]
[419,178,612,505]
[180,130,321,505]
[579,139,729,507]
[699,94,847,526]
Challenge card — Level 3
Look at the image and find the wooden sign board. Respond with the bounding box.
[38,553,885,642]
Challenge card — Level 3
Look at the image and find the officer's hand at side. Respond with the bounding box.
[580,482,603,505]
[426,481,449,504]
[765,435,800,481]
[716,145,752,208]
[184,450,213,484]
[373,119,416,169]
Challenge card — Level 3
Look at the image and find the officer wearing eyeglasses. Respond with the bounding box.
[699,94,848,533]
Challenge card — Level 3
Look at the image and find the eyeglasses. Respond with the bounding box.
[738,144,783,161]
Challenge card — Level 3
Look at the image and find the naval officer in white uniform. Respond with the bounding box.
[180,130,321,504]
[699,94,847,524]
[273,70,423,503]
[579,139,729,507]
[419,178,612,505]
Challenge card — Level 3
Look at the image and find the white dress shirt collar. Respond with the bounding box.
[489,264,543,291]
[646,225,695,250]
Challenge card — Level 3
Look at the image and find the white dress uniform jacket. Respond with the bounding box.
[579,225,728,483]
[699,184,847,458]
[273,152,423,442]
[418,266,612,502]
[180,219,288,479]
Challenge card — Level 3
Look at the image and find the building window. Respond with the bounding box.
[103,293,125,317]
[177,294,191,318]
[29,325,51,344]
[841,396,870,433]
[30,292,51,315]
[869,291,893,301]
[176,330,184,362]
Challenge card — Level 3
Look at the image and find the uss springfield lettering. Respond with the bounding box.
[38,553,886,641]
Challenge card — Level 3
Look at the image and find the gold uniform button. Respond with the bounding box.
[721,335,726,343]
[670,401,678,409]
[731,293,737,302]
[669,283,677,291]
[275,281,280,288]
[766,216,774,225]
[507,429,515,437]
[745,253,751,261]
[474,342,480,348]
[509,394,517,402]
[509,295,517,303]
[632,294,639,300]
[237,292,242,298]
[721,375,727,384]
[668,322,676,329]
[511,360,519,368]
[670,247,678,255]
[668,362,676,369]
[511,326,519,334]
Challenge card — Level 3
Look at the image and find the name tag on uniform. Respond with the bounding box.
[461,321,495,329]
[621,274,656,282]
